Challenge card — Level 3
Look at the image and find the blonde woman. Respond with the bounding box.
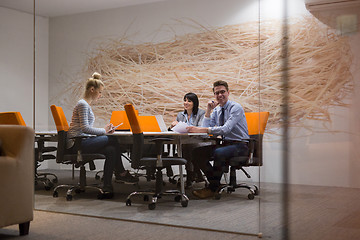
[67,72,137,198]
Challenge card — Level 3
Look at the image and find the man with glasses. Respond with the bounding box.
[186,80,249,199]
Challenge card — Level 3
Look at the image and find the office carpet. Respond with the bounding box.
[0,210,255,240]
[34,169,360,239]
[34,169,280,238]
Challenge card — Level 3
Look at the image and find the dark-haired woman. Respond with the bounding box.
[170,92,206,188]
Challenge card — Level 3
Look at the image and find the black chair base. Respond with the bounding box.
[215,167,259,200]
[53,184,107,201]
[35,146,57,190]
[125,189,189,210]
[35,172,58,190]
[217,183,258,200]
[125,166,189,210]
[52,165,106,201]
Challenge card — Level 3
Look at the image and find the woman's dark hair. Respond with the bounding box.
[183,92,199,115]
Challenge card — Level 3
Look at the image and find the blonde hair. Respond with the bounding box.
[85,72,104,97]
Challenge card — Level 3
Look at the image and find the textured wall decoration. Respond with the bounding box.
[62,16,353,131]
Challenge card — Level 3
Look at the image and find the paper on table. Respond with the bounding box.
[171,121,189,133]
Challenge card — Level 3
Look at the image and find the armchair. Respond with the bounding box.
[0,125,35,235]
[0,111,57,190]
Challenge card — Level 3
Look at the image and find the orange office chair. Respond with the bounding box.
[216,111,269,200]
[109,110,138,131]
[0,111,58,190]
[50,105,107,200]
[110,110,174,182]
[0,111,26,126]
[135,113,175,182]
[110,110,160,132]
[124,104,188,210]
[137,116,162,132]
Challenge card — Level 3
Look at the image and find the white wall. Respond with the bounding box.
[46,0,360,187]
[0,7,49,130]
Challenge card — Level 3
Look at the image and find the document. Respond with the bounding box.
[171,121,189,133]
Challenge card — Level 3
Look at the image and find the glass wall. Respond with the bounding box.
[37,0,268,237]
[5,0,359,239]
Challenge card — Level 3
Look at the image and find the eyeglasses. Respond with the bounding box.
[214,90,227,95]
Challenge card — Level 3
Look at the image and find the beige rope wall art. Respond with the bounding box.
[65,16,353,132]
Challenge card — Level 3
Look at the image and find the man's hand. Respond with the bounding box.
[186,126,208,133]
[205,100,218,117]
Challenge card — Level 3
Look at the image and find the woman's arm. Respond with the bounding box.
[77,101,106,135]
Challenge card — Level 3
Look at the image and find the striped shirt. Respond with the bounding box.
[67,99,106,148]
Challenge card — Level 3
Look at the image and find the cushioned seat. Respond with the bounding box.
[0,125,34,235]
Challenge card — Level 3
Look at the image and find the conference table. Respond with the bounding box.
[35,130,209,145]
[34,130,210,158]
[35,130,212,193]
[112,131,209,146]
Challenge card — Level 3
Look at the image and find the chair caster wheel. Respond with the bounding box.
[44,179,53,191]
[53,191,58,198]
[98,192,114,199]
[248,193,254,200]
[126,199,132,206]
[254,186,259,195]
[227,187,235,193]
[148,203,156,210]
[52,178,58,184]
[214,193,221,200]
[95,175,100,180]
[66,195,73,201]
[174,195,181,202]
[75,188,82,194]
[181,200,188,207]
[168,178,177,184]
[97,193,104,199]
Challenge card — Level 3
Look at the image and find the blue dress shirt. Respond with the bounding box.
[202,100,249,141]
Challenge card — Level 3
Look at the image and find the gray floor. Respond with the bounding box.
[2,169,360,239]
[34,169,269,237]
[0,210,254,240]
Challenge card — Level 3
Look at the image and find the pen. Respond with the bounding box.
[113,123,123,129]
